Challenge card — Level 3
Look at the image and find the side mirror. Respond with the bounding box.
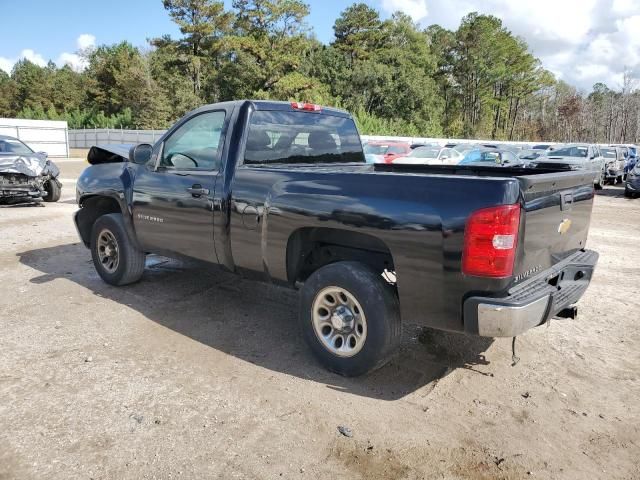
[129,143,153,164]
[37,151,48,158]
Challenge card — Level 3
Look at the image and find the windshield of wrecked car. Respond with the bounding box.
[0,138,34,155]
[549,146,588,158]
[408,147,440,159]
[244,111,365,164]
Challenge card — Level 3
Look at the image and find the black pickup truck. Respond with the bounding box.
[74,100,598,376]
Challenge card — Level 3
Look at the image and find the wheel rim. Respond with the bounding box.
[311,286,367,358]
[97,229,119,274]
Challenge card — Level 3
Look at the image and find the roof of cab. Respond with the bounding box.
[190,100,352,118]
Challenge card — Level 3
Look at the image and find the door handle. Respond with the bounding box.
[187,184,210,197]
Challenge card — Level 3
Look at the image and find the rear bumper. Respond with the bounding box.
[463,249,598,337]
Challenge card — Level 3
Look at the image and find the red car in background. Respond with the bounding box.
[363,141,411,163]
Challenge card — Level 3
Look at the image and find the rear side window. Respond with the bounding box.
[244,111,364,164]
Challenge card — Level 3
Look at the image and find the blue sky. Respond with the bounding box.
[2,0,639,90]
[0,0,378,62]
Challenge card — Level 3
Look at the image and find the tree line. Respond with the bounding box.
[1,0,639,143]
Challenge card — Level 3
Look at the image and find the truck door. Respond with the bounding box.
[132,110,227,263]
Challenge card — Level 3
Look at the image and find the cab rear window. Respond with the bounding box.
[244,111,364,165]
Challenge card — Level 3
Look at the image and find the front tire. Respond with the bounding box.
[90,213,145,286]
[594,171,604,190]
[299,261,401,377]
[42,179,61,202]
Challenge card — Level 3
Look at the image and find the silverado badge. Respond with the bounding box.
[558,218,572,235]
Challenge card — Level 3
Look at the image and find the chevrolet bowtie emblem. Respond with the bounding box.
[558,219,572,234]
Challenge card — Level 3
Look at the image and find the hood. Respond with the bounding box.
[87,144,134,165]
[0,153,59,178]
[536,156,584,165]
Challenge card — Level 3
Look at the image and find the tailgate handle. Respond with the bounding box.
[561,192,573,211]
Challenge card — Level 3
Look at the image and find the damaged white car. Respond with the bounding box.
[0,135,62,204]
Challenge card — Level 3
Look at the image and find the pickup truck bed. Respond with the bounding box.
[74,100,598,376]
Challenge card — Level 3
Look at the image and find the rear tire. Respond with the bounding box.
[616,175,623,184]
[90,213,145,286]
[42,179,61,202]
[299,261,401,377]
[625,188,634,198]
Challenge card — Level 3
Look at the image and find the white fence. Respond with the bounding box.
[68,128,556,150]
[0,118,69,157]
[68,128,167,149]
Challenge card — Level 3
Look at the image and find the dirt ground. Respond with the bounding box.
[0,163,638,479]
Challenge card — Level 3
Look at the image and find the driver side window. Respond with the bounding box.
[161,111,226,170]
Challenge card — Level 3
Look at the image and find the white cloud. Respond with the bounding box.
[58,34,95,71]
[377,0,640,90]
[381,0,428,21]
[20,48,47,67]
[0,48,48,74]
[0,34,96,75]
[57,52,88,72]
[76,33,96,51]
[0,57,13,74]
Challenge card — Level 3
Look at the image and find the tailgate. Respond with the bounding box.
[515,171,595,282]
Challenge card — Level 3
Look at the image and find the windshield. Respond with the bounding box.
[408,147,440,159]
[548,146,588,158]
[363,144,388,155]
[460,150,501,164]
[244,111,364,164]
[600,148,616,159]
[0,138,34,155]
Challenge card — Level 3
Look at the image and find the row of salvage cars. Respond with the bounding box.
[0,135,62,205]
[364,140,640,197]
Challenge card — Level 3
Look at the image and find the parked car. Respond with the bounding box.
[626,146,638,173]
[0,135,62,204]
[392,146,463,165]
[529,144,605,189]
[74,100,598,377]
[363,141,411,164]
[600,146,626,184]
[611,144,638,175]
[625,161,640,198]
[460,148,523,166]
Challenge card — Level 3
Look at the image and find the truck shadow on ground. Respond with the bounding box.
[18,242,494,401]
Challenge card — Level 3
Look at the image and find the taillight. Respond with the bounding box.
[462,204,521,278]
[291,102,322,112]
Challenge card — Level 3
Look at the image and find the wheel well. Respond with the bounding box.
[76,196,122,246]
[286,227,395,284]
